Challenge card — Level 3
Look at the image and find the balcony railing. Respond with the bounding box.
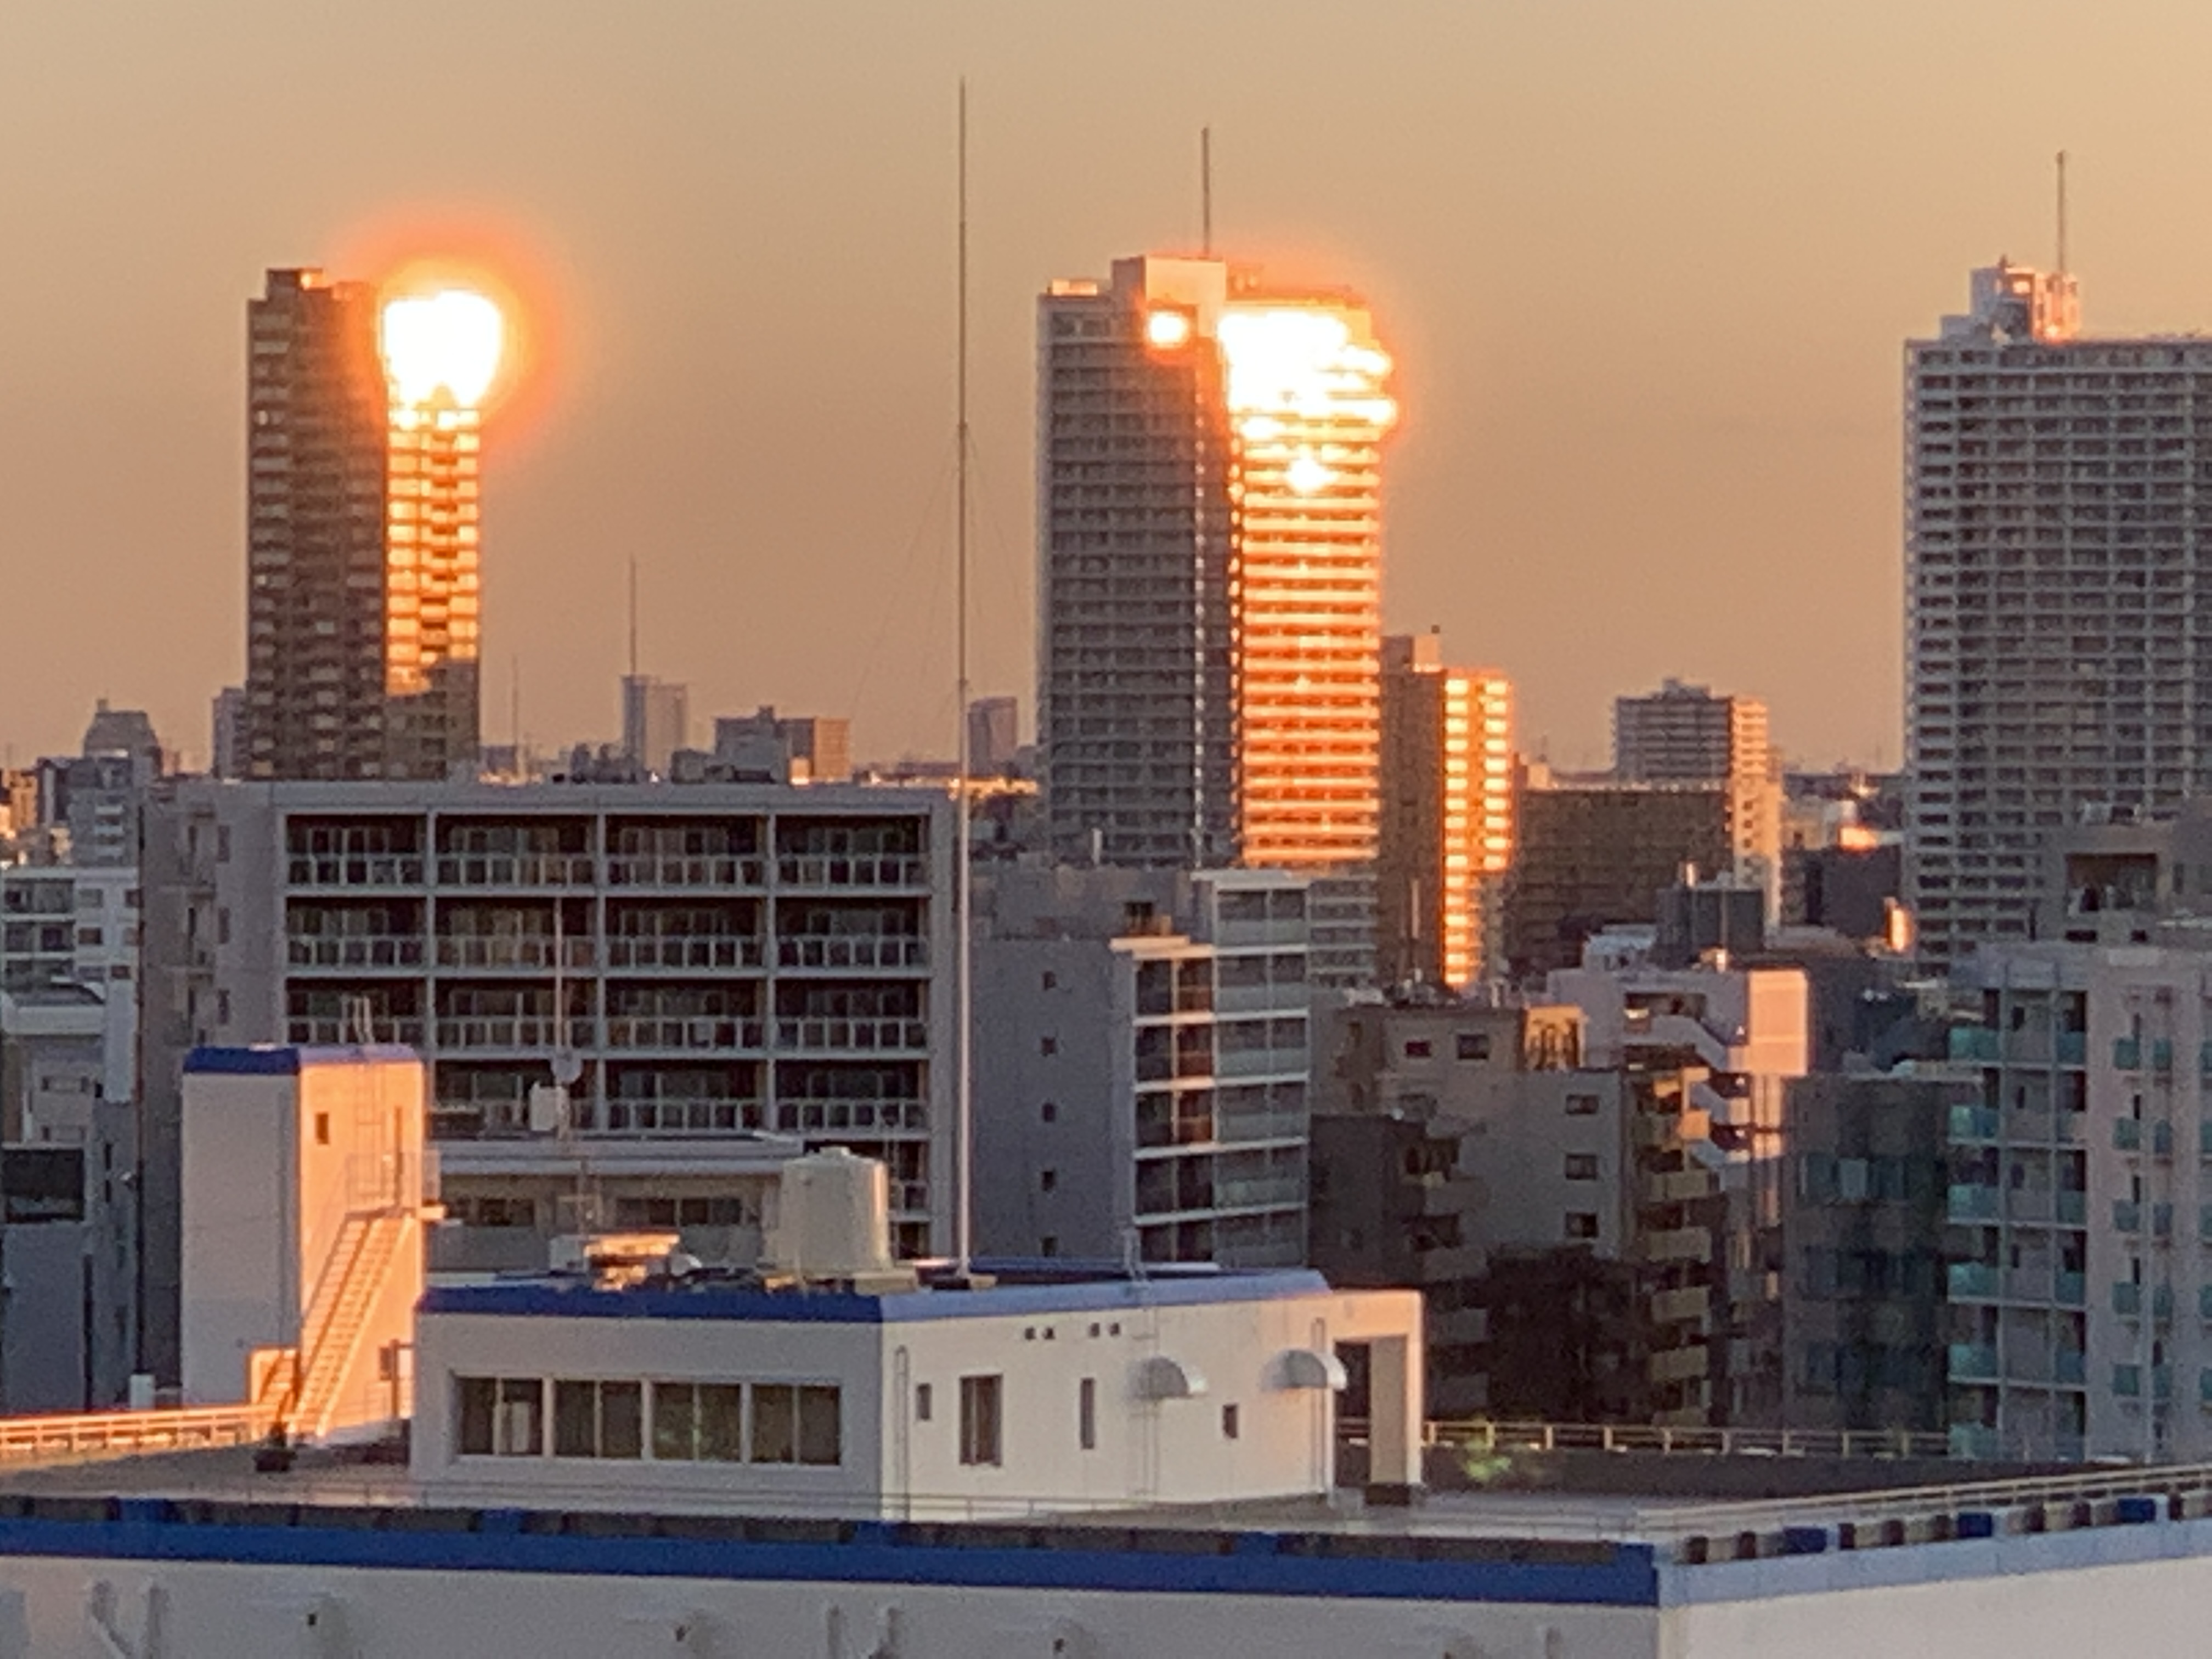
[286,855,424,888]
[1949,1103,2001,1141]
[1213,1174,1305,1210]
[289,1017,424,1046]
[775,1018,928,1052]
[1947,1261,2000,1300]
[773,1097,928,1132]
[435,936,596,971]
[433,1017,594,1051]
[603,1017,764,1051]
[1947,1027,2000,1064]
[597,1097,760,1135]
[2057,1031,2087,1065]
[776,854,929,888]
[604,936,763,970]
[775,935,928,970]
[2115,1036,2142,1070]
[1946,1182,2000,1222]
[435,853,596,887]
[286,935,425,969]
[1947,1342,1999,1383]
[2116,1118,2143,1150]
[605,854,764,888]
[1216,1108,1308,1144]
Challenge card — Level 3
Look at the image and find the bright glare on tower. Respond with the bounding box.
[379,289,505,413]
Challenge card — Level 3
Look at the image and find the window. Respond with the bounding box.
[1565,1211,1600,1240]
[1040,1036,1058,1057]
[1221,1403,1240,1440]
[1455,1032,1491,1062]
[751,1384,842,1465]
[915,1382,933,1421]
[455,1376,541,1457]
[1079,1377,1097,1450]
[1041,971,1057,991]
[1565,1093,1601,1116]
[1040,1101,1058,1123]
[552,1380,642,1459]
[1040,1169,1057,1193]
[1040,1235,1059,1257]
[960,1374,1003,1466]
[1563,1153,1599,1181]
[1403,1039,1432,1059]
[651,1381,743,1462]
[313,1113,330,1147]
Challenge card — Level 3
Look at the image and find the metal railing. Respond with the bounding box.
[1394,1417,1955,1463]
[0,1403,274,1468]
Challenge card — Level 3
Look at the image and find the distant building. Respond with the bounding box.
[966,696,1019,777]
[620,675,689,776]
[244,268,488,782]
[210,686,246,781]
[39,700,167,868]
[1612,680,1781,915]
[972,865,1311,1268]
[1376,635,1513,989]
[1503,769,1734,979]
[713,708,851,785]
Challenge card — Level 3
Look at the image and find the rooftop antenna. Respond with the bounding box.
[1200,127,1214,257]
[627,555,639,680]
[2056,149,2069,274]
[953,77,977,1280]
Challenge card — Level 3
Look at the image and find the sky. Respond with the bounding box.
[5,1,2212,773]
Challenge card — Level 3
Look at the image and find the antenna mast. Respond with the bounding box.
[953,78,976,1278]
[627,555,639,680]
[2056,149,2069,273]
[1201,127,1213,257]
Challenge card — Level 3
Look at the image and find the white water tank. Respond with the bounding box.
[769,1147,893,1280]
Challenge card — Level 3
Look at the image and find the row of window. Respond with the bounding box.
[454,1376,841,1466]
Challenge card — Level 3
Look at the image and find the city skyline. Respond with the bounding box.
[9,2,2208,775]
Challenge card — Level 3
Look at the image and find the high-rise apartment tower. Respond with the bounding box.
[245,268,491,781]
[1901,258,2212,970]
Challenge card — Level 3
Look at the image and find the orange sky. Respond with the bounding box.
[1,1,2205,772]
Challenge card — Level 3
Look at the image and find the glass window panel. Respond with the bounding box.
[652,1381,696,1461]
[798,1386,841,1466]
[494,1378,541,1456]
[699,1384,744,1462]
[751,1383,797,1464]
[600,1381,644,1460]
[456,1376,495,1455]
[552,1380,596,1458]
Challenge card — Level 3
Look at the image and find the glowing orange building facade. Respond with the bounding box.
[245,269,492,781]
[1038,257,1396,980]
[1378,636,1515,988]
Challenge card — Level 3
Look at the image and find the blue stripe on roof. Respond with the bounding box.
[0,1510,1662,1608]
[185,1045,421,1075]
[420,1270,1335,1325]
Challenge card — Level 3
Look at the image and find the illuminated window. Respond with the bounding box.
[960,1374,1004,1466]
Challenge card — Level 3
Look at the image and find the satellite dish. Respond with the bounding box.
[551,1049,583,1088]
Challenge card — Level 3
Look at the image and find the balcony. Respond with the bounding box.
[286,935,424,970]
[2057,1031,2087,1066]
[2116,1118,2143,1151]
[435,853,596,887]
[1948,1103,2001,1142]
[1649,1285,1710,1325]
[1948,1026,2000,1064]
[1213,1173,1305,1211]
[2114,1036,2142,1070]
[1947,1342,2000,1383]
[772,1097,927,1133]
[1947,1261,2000,1300]
[1949,1424,2002,1460]
[603,936,763,972]
[603,1017,764,1051]
[2054,1349,2086,1387]
[1214,1046,1307,1080]
[775,1018,928,1053]
[436,936,596,972]
[1216,1108,1307,1145]
[598,1097,760,1135]
[776,855,929,889]
[604,854,764,889]
[2153,1039,2176,1074]
[2115,1282,2142,1317]
[2056,1190,2086,1225]
[2114,1200,2142,1233]
[2054,1269,2086,1307]
[2153,1121,2176,1157]
[775,935,927,972]
[1946,1182,2001,1223]
[289,1017,424,1046]
[286,855,424,888]
[434,1017,593,1052]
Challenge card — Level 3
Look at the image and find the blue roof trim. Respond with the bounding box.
[185,1045,420,1076]
[420,1270,1335,1326]
[0,1512,1661,1608]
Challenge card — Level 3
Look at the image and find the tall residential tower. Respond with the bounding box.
[246,269,496,781]
[1902,258,2212,970]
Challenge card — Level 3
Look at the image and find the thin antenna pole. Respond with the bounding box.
[1200,127,1213,257]
[627,555,639,680]
[2056,149,2069,274]
[510,653,522,771]
[954,77,975,1278]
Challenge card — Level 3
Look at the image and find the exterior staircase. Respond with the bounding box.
[272,1212,409,1443]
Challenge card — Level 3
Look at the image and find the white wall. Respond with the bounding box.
[178,1070,292,1403]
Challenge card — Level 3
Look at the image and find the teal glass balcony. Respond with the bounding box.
[1948,1183,2001,1222]
[2155,1283,2176,1320]
[1949,1423,2002,1460]
[2056,1190,2086,1225]
[2153,1039,2176,1074]
[2115,1036,2142,1070]
[2055,1350,2086,1386]
[2154,1203,2175,1239]
[2057,1031,2087,1065]
[1949,1103,2001,1142]
[2117,1118,2143,1150]
[1949,1027,2001,1064]
[2115,1282,2143,1317]
[2153,1121,2175,1156]
[1948,1342,2000,1383]
[2114,1199,2143,1233]
[2054,1270,2086,1307]
[2114,1363,2142,1398]
[1948,1261,2001,1300]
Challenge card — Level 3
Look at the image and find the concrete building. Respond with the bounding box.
[137,779,955,1381]
[38,701,167,868]
[1613,680,1781,916]
[210,686,246,781]
[1898,257,2212,971]
[712,708,851,785]
[620,675,690,777]
[1376,634,1513,990]
[1037,256,1396,982]
[972,865,1311,1268]
[1503,769,1735,979]
[245,268,488,782]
